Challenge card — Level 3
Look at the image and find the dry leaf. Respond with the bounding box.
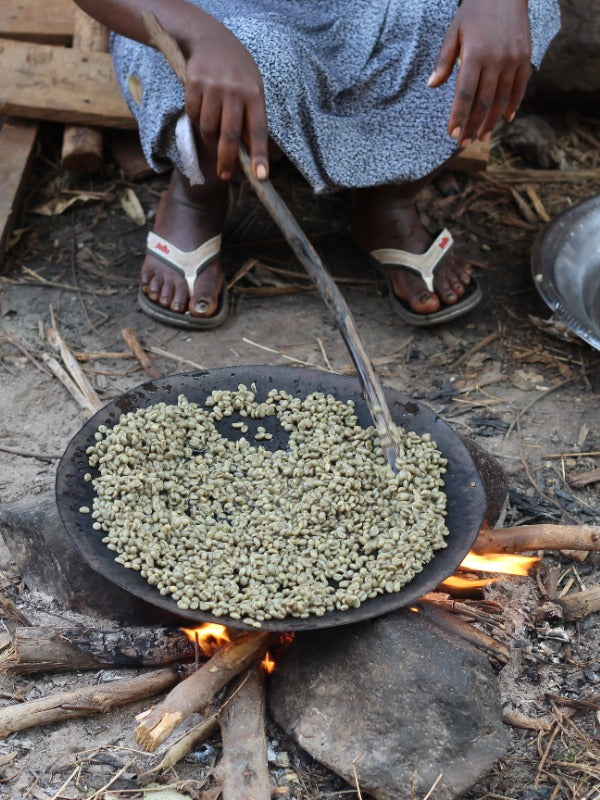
[32,194,98,216]
[120,187,146,226]
[511,368,545,391]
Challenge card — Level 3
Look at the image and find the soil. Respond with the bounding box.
[0,114,598,800]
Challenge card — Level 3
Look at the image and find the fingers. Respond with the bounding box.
[216,95,243,180]
[188,87,269,182]
[428,24,459,88]
[446,59,530,145]
[244,88,269,181]
[504,62,530,122]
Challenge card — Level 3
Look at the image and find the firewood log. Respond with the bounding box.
[0,668,178,738]
[2,626,194,674]
[214,665,271,800]
[135,631,276,752]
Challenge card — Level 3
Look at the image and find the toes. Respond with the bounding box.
[389,271,441,314]
[189,262,222,318]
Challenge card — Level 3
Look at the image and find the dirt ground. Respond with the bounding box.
[0,113,599,800]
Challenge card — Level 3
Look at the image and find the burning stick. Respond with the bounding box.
[214,664,271,800]
[0,668,178,738]
[1,626,195,674]
[473,525,600,554]
[135,630,276,752]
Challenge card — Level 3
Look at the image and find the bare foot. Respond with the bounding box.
[141,168,228,318]
[352,185,473,316]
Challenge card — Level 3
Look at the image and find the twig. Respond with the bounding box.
[317,337,333,371]
[49,766,80,800]
[0,445,61,463]
[227,257,261,289]
[138,713,218,785]
[46,313,102,412]
[40,354,100,417]
[242,337,317,368]
[450,331,501,369]
[422,773,444,800]
[121,327,162,379]
[147,347,206,370]
[534,723,560,788]
[3,333,52,376]
[351,754,364,800]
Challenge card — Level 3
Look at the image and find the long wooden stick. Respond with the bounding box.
[214,665,271,800]
[135,631,275,752]
[0,668,178,738]
[473,525,600,554]
[141,10,401,471]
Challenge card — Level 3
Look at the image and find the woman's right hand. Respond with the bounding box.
[183,20,269,182]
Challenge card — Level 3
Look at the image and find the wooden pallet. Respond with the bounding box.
[0,0,74,45]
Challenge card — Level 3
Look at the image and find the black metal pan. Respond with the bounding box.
[56,366,486,631]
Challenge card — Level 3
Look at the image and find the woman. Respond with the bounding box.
[74,0,560,328]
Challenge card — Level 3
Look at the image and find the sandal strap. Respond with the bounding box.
[370,229,454,293]
[147,232,222,296]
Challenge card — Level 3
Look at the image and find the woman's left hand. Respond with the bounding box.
[428,0,531,146]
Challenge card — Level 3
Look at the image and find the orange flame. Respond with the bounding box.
[439,550,539,591]
[460,552,539,576]
[262,652,276,674]
[181,623,230,657]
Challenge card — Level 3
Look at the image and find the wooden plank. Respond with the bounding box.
[449,139,489,172]
[0,118,39,270]
[0,0,74,45]
[0,38,135,128]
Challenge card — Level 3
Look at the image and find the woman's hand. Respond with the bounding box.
[428,0,531,147]
[183,20,269,181]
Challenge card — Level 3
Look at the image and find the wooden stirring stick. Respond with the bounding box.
[142,11,402,469]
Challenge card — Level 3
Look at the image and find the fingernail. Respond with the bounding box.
[256,163,267,180]
[482,131,492,143]
[508,111,516,122]
[427,71,437,87]
[419,293,431,303]
[173,303,183,312]
[450,126,461,139]
[220,170,231,181]
[461,138,472,149]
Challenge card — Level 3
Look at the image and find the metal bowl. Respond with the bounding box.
[531,194,600,351]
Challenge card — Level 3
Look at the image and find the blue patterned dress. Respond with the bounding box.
[111,0,560,193]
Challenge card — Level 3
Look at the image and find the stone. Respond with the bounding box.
[0,490,183,625]
[529,0,600,106]
[268,610,508,800]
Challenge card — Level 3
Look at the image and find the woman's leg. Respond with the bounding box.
[352,179,473,316]
[141,146,228,319]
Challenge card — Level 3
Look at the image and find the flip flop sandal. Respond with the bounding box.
[138,231,230,330]
[370,229,483,327]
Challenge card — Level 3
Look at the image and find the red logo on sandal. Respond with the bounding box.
[155,242,170,254]
[438,236,450,250]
